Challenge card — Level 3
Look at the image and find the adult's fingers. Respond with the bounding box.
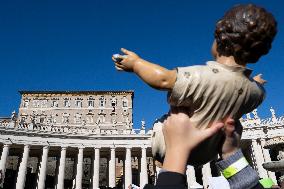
[200,122,224,140]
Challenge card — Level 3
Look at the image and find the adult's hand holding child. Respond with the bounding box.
[162,108,224,174]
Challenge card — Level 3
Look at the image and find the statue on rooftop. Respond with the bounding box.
[141,120,145,130]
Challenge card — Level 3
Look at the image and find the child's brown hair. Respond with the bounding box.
[215,4,277,63]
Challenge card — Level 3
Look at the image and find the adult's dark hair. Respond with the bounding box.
[215,4,277,63]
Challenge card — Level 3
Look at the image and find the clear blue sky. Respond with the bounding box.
[0,0,283,129]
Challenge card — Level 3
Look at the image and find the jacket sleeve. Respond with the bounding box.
[216,149,264,189]
[143,171,188,189]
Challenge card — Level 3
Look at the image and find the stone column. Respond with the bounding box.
[155,164,161,184]
[251,140,268,178]
[109,148,116,188]
[56,146,67,189]
[0,144,10,186]
[279,175,284,189]
[125,147,132,188]
[75,147,84,189]
[155,166,161,175]
[16,144,30,189]
[186,165,202,188]
[37,146,49,189]
[260,139,277,182]
[93,148,100,189]
[140,147,148,188]
[202,162,212,188]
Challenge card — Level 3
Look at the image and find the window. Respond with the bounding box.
[51,98,59,108]
[111,97,117,107]
[76,100,82,108]
[123,101,127,107]
[87,115,93,123]
[42,99,48,108]
[33,100,40,108]
[88,96,95,107]
[110,97,117,114]
[62,113,69,124]
[64,101,69,107]
[122,97,128,107]
[99,96,105,107]
[64,99,71,107]
[40,117,45,123]
[75,98,83,108]
[20,116,26,122]
[88,101,94,107]
[52,100,58,107]
[96,115,105,124]
[52,114,57,123]
[23,99,29,108]
[74,113,82,124]
[46,115,52,125]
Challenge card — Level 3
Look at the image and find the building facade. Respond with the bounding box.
[0,91,283,189]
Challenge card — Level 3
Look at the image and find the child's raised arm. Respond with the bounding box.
[112,48,176,91]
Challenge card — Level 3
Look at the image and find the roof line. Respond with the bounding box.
[18,90,134,94]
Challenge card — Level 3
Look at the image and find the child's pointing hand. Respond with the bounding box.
[112,48,141,72]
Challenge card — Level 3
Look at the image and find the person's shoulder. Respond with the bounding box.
[177,64,211,76]
[143,184,156,189]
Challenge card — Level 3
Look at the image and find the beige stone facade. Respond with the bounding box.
[18,91,133,130]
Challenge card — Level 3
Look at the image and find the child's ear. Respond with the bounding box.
[211,40,218,59]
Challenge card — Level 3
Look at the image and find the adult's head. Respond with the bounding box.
[213,4,277,64]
